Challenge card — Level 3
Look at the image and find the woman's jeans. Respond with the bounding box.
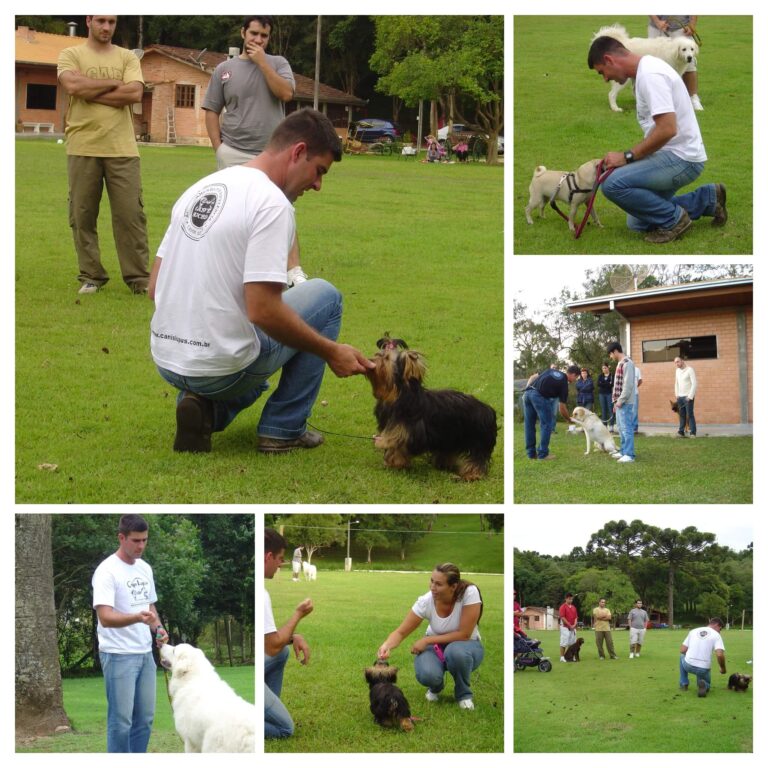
[599,393,615,426]
[265,646,293,738]
[99,651,156,753]
[157,279,342,439]
[414,640,484,702]
[601,151,713,231]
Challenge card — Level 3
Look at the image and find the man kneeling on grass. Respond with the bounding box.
[149,109,373,454]
[264,528,313,738]
[679,617,727,697]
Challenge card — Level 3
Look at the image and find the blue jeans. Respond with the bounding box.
[99,651,156,753]
[601,150,712,231]
[522,389,556,459]
[677,396,697,435]
[265,647,293,738]
[679,654,711,691]
[598,393,615,426]
[414,640,484,702]
[632,392,639,432]
[157,279,342,439]
[615,400,636,459]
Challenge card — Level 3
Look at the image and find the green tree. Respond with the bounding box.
[388,514,431,560]
[278,514,344,563]
[566,567,637,624]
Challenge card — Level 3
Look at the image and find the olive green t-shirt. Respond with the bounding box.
[57,43,144,157]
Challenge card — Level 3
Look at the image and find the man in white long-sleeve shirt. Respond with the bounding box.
[674,357,698,437]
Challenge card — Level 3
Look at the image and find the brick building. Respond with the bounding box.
[15,26,367,143]
[567,277,753,426]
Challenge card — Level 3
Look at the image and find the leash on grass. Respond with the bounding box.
[550,160,614,239]
[307,420,376,441]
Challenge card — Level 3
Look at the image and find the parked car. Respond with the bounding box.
[350,119,401,143]
[438,123,504,154]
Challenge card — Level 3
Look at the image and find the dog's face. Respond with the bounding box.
[367,348,426,402]
[728,673,752,691]
[574,159,601,189]
[160,643,206,679]
[365,663,400,688]
[675,37,699,64]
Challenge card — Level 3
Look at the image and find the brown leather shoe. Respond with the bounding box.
[173,392,213,453]
[645,210,692,243]
[259,430,325,453]
[712,183,727,226]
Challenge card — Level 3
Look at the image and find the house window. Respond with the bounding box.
[642,335,718,363]
[26,83,57,110]
[175,84,195,109]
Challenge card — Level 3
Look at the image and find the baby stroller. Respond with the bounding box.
[514,633,552,672]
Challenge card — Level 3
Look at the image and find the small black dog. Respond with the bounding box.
[563,638,584,662]
[366,335,498,481]
[727,673,752,692]
[364,661,414,731]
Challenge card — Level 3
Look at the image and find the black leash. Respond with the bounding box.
[307,421,375,441]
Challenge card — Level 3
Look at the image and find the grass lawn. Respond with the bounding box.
[265,570,504,753]
[16,665,254,753]
[514,15,753,254]
[15,140,503,503]
[513,423,752,504]
[514,629,753,752]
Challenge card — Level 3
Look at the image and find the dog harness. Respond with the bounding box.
[549,161,614,239]
[549,172,593,207]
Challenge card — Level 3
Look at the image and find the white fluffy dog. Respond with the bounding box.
[160,643,255,752]
[305,562,317,581]
[592,24,699,112]
[570,406,617,456]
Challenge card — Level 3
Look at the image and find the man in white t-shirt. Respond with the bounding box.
[679,617,727,697]
[587,36,727,244]
[264,529,313,738]
[149,109,374,454]
[92,514,169,752]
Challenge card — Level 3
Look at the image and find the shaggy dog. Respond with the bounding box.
[364,661,414,731]
[728,673,752,692]
[160,643,255,752]
[592,24,699,112]
[525,159,603,232]
[570,406,618,455]
[670,399,691,432]
[563,638,584,662]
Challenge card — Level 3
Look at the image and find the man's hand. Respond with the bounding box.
[410,637,430,655]
[292,633,311,665]
[155,626,170,646]
[603,151,628,169]
[246,42,267,67]
[136,610,156,626]
[326,343,375,378]
[295,598,314,618]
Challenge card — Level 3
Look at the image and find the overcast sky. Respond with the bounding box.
[513,508,754,557]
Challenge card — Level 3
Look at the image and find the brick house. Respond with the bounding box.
[15,26,367,143]
[567,277,753,426]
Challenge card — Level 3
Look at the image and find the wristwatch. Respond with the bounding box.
[623,150,636,164]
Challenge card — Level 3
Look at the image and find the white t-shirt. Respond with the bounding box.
[264,588,277,635]
[151,165,295,376]
[411,585,482,641]
[635,55,707,163]
[682,626,725,669]
[92,554,158,654]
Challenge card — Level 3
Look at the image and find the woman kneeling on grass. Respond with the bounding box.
[377,563,484,710]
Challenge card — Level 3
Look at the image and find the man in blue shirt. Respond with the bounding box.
[522,365,580,460]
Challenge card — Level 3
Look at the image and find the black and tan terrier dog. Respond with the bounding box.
[727,673,752,692]
[364,660,414,731]
[366,335,497,481]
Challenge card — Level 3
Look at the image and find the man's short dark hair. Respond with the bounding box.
[242,16,273,32]
[607,341,623,355]
[565,592,573,598]
[588,36,630,69]
[566,364,581,376]
[119,514,148,535]
[265,528,288,556]
[268,109,342,162]
[709,617,724,628]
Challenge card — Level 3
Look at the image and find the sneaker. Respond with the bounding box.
[174,391,213,453]
[611,452,623,459]
[629,653,635,659]
[78,282,100,294]
[691,94,704,111]
[286,265,308,287]
[617,455,635,463]
[425,690,439,703]
[676,432,686,438]
[690,434,697,439]
[258,429,324,453]
[538,454,556,461]
[560,657,566,663]
[458,698,475,710]
[644,210,692,243]
[697,679,708,698]
[712,184,727,226]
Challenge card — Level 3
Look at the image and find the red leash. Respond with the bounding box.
[573,160,614,239]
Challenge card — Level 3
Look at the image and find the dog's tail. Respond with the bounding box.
[534,165,547,176]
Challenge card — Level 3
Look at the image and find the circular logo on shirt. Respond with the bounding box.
[181,183,227,241]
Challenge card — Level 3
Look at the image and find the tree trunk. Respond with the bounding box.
[667,565,675,627]
[15,515,71,739]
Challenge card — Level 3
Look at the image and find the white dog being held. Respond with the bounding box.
[593,24,699,112]
[160,643,255,753]
[570,406,617,456]
[525,159,602,232]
